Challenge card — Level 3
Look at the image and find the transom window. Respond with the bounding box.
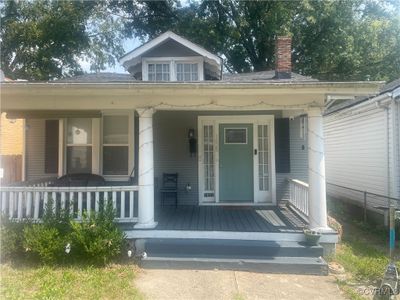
[148,63,170,81]
[176,63,198,81]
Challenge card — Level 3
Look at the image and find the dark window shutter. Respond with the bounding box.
[45,120,59,174]
[275,118,290,173]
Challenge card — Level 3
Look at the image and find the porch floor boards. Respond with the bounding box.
[153,205,306,233]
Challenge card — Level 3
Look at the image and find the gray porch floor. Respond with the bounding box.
[151,205,306,233]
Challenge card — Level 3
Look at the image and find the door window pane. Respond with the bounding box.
[224,128,247,144]
[258,125,269,191]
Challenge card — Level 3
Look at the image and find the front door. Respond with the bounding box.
[219,124,253,202]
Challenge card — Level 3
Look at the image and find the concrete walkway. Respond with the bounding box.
[135,269,346,300]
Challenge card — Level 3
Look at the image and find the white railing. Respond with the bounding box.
[6,177,57,187]
[288,178,309,220]
[0,185,139,223]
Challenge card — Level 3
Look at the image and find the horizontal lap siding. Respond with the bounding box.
[26,119,58,180]
[277,116,309,201]
[324,103,393,209]
[153,111,307,205]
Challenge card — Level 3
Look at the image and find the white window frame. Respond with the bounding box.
[64,118,99,175]
[142,56,204,81]
[100,111,134,181]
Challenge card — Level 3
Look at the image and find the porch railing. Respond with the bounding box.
[6,177,58,187]
[288,178,309,220]
[0,185,139,223]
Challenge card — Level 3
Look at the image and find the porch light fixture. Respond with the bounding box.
[186,183,192,192]
[188,129,196,156]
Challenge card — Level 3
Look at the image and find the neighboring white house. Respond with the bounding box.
[0,31,383,271]
[324,79,400,220]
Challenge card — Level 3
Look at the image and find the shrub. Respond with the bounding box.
[23,225,67,264]
[0,216,30,262]
[69,201,125,266]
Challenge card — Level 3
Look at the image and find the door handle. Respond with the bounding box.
[254,149,258,155]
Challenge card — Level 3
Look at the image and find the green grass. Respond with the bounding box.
[0,264,143,300]
[336,239,390,281]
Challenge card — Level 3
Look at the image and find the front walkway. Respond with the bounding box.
[135,268,345,300]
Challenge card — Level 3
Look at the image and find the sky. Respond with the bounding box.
[79,37,140,74]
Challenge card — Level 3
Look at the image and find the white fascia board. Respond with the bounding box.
[119,31,221,68]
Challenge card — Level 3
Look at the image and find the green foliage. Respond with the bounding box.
[336,240,389,281]
[69,201,126,265]
[117,0,400,81]
[1,198,126,266]
[0,216,30,262]
[0,264,143,300]
[23,224,67,264]
[0,0,125,80]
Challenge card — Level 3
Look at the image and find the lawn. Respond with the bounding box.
[0,263,143,300]
[328,202,399,300]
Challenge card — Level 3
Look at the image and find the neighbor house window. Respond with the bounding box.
[176,63,198,81]
[300,116,307,140]
[148,63,170,81]
[66,118,92,174]
[102,115,129,175]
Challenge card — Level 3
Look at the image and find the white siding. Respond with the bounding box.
[324,97,399,210]
[25,119,58,180]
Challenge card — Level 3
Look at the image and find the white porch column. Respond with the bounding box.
[134,108,157,229]
[307,107,329,231]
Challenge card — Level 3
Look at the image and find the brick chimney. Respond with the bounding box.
[275,36,292,79]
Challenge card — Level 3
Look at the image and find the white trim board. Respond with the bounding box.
[197,115,276,206]
[125,229,339,244]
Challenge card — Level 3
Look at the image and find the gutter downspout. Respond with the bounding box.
[376,95,394,215]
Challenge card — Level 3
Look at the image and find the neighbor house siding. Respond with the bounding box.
[26,119,58,180]
[153,111,308,206]
[324,96,399,211]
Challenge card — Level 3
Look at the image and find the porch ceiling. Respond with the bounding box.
[1,81,383,113]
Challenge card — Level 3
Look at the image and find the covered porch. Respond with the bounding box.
[0,80,382,242]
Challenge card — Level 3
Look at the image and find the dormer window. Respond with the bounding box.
[176,63,198,81]
[120,32,221,81]
[148,63,170,81]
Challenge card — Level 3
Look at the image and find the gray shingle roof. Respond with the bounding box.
[222,70,316,82]
[52,70,315,83]
[325,78,400,115]
[55,73,137,83]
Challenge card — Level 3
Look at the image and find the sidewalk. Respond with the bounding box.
[135,268,346,300]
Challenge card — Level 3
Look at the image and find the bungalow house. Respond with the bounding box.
[324,79,400,224]
[0,32,382,274]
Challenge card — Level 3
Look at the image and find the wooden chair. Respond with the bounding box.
[160,173,178,207]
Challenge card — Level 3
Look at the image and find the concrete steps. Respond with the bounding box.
[138,239,328,275]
